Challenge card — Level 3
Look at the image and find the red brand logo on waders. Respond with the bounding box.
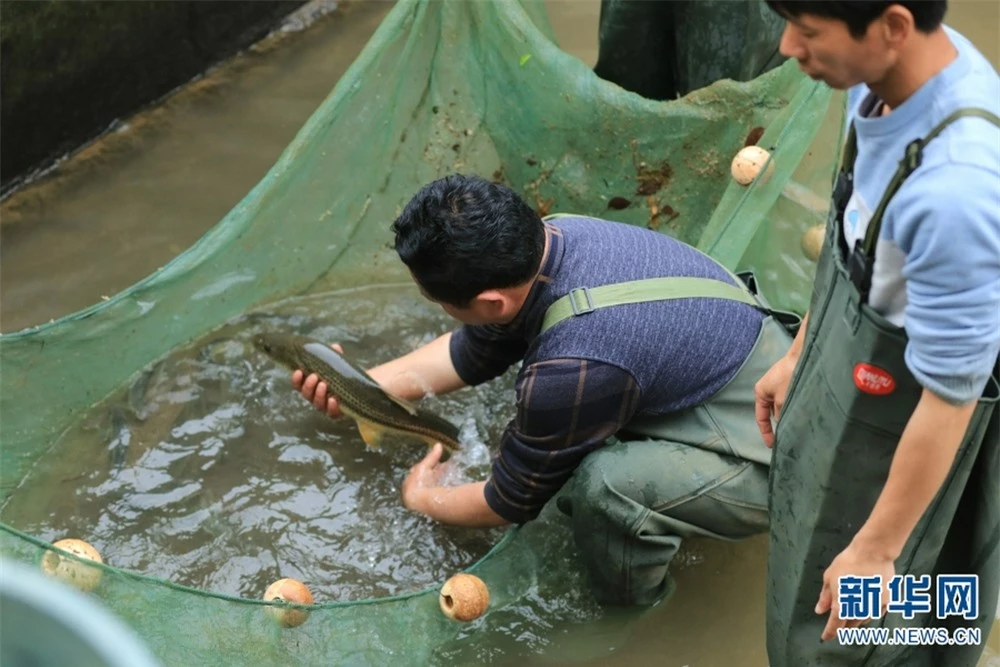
[853,363,896,395]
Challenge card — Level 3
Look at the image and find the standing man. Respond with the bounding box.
[755,2,999,665]
[293,174,796,606]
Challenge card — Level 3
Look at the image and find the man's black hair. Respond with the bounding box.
[765,1,947,38]
[392,174,545,308]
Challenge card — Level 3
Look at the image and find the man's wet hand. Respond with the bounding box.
[754,354,797,447]
[401,443,446,513]
[291,343,345,419]
[816,542,895,642]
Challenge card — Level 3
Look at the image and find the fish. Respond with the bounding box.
[128,361,161,419]
[107,405,133,475]
[252,333,461,454]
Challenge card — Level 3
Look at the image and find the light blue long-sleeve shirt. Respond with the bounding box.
[843,26,1000,404]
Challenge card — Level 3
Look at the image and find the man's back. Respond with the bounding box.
[530,216,765,415]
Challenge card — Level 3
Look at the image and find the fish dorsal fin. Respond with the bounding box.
[385,390,419,416]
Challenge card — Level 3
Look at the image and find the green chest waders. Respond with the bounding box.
[537,225,799,605]
[766,109,1000,667]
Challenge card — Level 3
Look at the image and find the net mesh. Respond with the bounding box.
[0,0,843,663]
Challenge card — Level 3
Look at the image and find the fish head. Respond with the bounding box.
[252,333,309,370]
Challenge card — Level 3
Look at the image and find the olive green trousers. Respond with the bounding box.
[558,315,791,605]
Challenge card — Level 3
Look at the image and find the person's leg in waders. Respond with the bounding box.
[593,0,786,100]
[559,314,793,605]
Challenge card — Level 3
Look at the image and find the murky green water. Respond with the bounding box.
[0,284,514,601]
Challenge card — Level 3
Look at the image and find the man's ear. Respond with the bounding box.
[880,5,913,48]
[473,289,509,316]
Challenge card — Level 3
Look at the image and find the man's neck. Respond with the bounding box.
[502,230,550,323]
[869,28,957,110]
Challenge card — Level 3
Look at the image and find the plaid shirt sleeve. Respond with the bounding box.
[483,358,642,524]
[449,324,528,386]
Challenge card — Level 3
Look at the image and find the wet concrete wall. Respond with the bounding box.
[0,0,306,189]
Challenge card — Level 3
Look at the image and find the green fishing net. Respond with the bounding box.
[0,0,843,664]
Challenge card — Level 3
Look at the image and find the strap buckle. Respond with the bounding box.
[568,287,595,316]
[847,239,873,302]
[904,139,923,173]
[832,172,853,213]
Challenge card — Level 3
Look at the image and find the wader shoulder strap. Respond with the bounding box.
[844,108,1000,299]
[540,276,761,334]
[538,211,788,335]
